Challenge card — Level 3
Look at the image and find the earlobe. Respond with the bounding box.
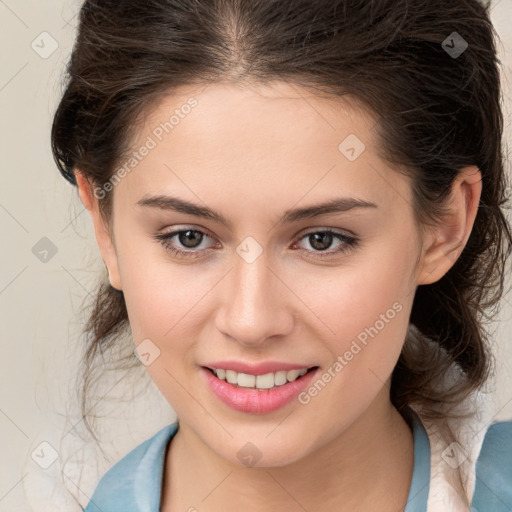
[74,170,123,291]
[417,165,482,286]
[101,258,121,291]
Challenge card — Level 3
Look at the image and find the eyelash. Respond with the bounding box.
[153,227,359,260]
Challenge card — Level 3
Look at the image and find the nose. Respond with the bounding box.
[214,250,295,347]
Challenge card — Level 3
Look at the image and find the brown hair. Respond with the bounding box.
[52,0,511,494]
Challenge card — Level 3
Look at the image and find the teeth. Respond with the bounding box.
[213,367,309,390]
[256,373,274,389]
[225,370,238,384]
[238,373,256,388]
[274,370,288,386]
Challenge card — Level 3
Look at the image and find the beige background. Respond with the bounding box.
[1,0,511,510]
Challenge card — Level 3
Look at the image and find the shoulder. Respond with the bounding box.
[83,422,179,512]
[471,419,512,512]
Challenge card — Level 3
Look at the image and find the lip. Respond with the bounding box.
[201,366,319,414]
[203,360,315,376]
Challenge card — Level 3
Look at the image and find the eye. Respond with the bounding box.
[293,229,359,259]
[153,227,359,260]
[153,228,216,259]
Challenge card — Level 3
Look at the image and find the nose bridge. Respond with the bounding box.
[231,247,276,319]
[217,244,293,345]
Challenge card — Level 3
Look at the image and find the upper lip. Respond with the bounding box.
[203,361,317,376]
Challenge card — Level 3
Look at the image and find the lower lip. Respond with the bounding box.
[201,366,319,414]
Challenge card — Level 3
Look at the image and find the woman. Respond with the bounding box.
[50,0,512,510]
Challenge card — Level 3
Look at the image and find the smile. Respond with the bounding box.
[207,367,312,390]
[201,366,319,414]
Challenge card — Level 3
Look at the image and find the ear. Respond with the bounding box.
[417,165,482,286]
[75,170,123,291]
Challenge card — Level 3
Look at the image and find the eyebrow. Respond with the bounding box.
[137,194,378,229]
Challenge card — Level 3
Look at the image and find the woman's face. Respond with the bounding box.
[86,81,434,466]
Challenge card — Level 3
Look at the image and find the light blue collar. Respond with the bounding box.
[133,411,430,512]
[134,422,179,512]
[404,408,431,512]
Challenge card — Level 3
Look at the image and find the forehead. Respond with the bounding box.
[116,81,412,218]
[134,81,377,157]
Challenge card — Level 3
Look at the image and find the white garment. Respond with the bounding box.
[405,325,503,511]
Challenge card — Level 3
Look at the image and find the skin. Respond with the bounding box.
[76,81,482,511]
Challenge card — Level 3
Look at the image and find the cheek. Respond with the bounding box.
[123,271,214,357]
[115,232,211,341]
[117,248,207,403]
[299,242,415,397]
[303,244,414,342]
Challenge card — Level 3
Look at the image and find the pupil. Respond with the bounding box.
[310,232,332,251]
[180,230,202,248]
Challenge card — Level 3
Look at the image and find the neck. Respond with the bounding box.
[162,390,414,512]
